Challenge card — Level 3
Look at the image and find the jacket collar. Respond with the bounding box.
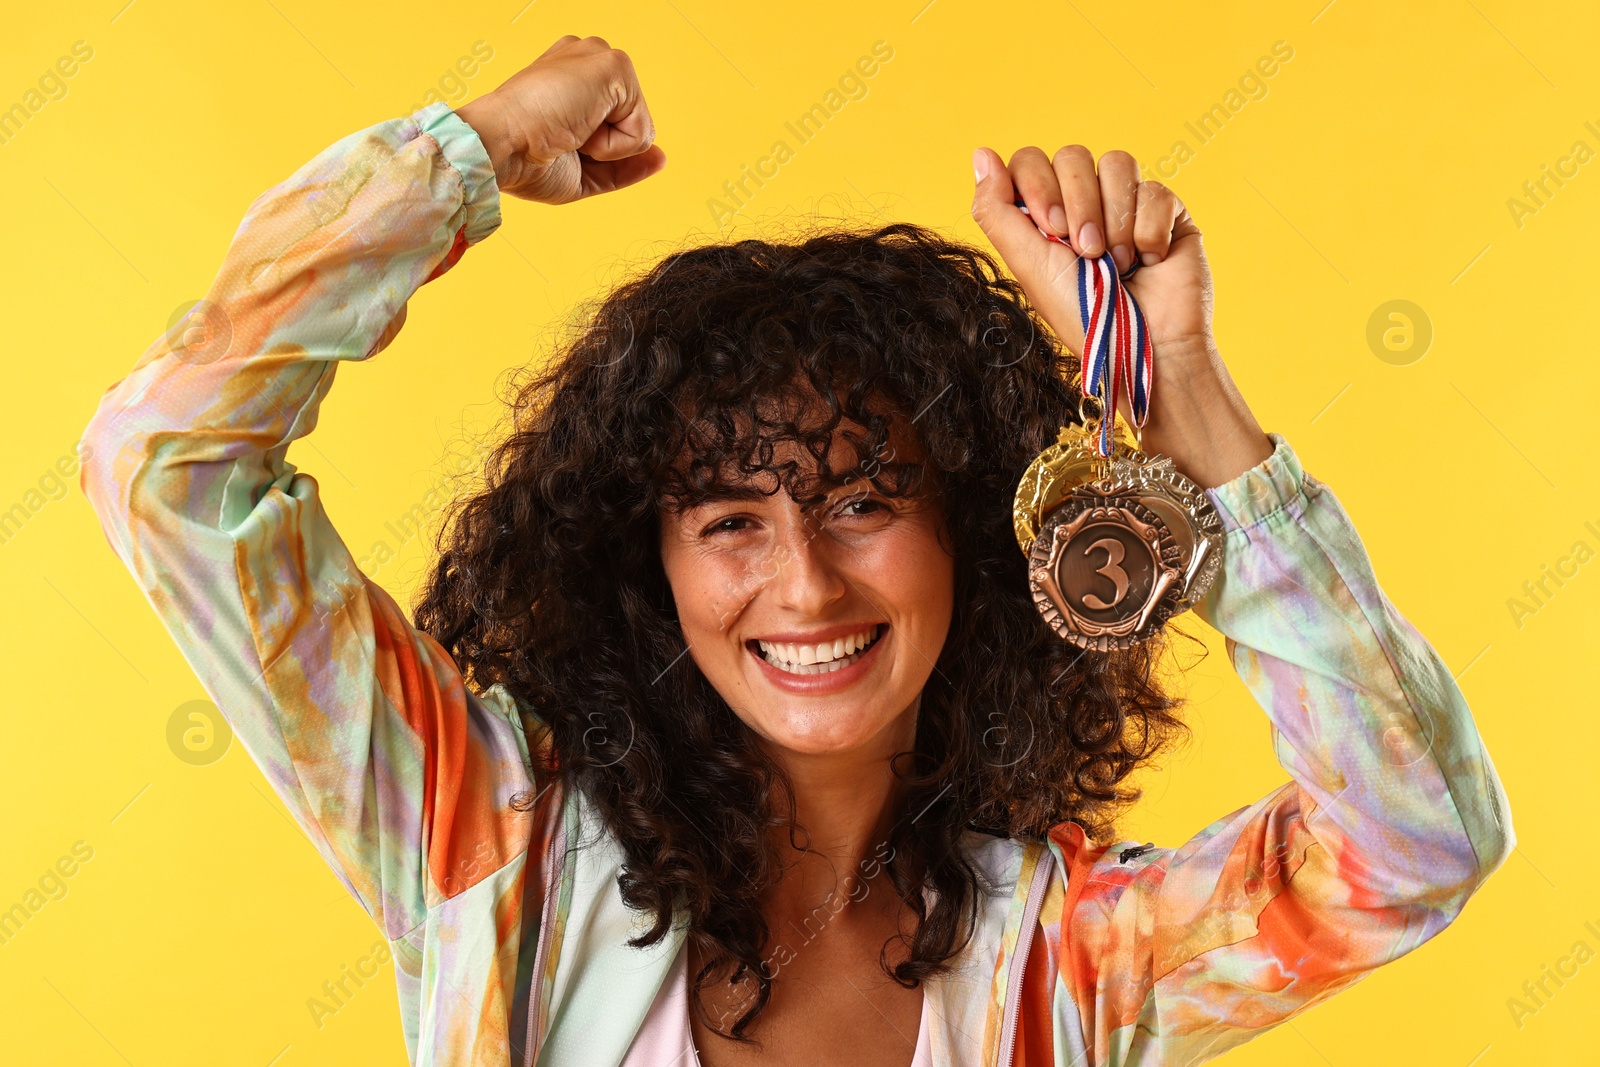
[525,786,1048,1067]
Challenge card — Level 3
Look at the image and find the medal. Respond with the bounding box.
[1010,204,1223,651]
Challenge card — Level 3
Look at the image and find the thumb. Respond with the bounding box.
[579,144,668,197]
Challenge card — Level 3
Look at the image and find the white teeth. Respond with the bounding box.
[755,627,880,675]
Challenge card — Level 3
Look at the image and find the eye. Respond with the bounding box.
[834,495,892,521]
[701,514,755,537]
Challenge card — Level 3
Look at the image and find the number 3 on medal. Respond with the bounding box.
[1081,537,1129,610]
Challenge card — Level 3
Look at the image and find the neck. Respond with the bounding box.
[762,698,918,917]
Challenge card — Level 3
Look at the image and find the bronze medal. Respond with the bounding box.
[1014,417,1223,651]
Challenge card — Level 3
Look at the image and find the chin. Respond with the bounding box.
[753,700,904,757]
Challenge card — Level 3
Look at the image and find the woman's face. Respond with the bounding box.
[658,422,954,761]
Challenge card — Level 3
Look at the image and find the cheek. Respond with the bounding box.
[852,522,955,642]
[660,542,762,644]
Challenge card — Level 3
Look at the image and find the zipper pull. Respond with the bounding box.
[1118,842,1155,864]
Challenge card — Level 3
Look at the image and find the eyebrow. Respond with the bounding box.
[680,474,887,511]
[689,485,777,506]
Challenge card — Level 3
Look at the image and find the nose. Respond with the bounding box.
[768,510,848,617]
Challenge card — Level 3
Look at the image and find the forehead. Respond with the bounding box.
[663,384,929,506]
[683,416,921,482]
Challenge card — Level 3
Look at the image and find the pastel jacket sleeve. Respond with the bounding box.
[1027,435,1514,1066]
[78,103,545,943]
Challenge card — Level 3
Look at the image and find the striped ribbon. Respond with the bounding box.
[1014,200,1153,456]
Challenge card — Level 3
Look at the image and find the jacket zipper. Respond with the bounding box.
[997,846,1055,1067]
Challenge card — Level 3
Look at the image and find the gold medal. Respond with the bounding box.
[1014,413,1222,650]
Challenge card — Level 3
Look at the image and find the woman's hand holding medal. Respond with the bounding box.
[971,145,1275,648]
[970,145,1271,490]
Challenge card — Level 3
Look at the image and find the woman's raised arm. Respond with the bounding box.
[79,35,663,951]
[971,145,1513,1063]
[1029,437,1513,1064]
[78,101,542,942]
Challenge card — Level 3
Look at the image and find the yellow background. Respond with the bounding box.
[2,0,1596,1063]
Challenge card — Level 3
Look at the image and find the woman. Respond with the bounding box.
[81,34,1511,1067]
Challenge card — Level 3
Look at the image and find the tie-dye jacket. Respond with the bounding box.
[79,101,1513,1067]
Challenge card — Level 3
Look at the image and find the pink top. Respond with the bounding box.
[621,942,932,1066]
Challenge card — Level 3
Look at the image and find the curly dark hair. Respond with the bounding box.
[412,221,1184,1038]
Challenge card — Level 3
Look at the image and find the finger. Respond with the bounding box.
[566,34,614,56]
[1050,145,1105,257]
[577,48,657,161]
[971,147,1051,264]
[537,34,583,60]
[1133,180,1181,265]
[972,146,1086,354]
[580,144,668,196]
[1006,146,1068,238]
[1096,151,1140,275]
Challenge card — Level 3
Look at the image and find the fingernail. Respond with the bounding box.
[1140,251,1159,267]
[1079,222,1103,254]
[972,149,989,183]
[1048,205,1069,234]
[1112,244,1131,273]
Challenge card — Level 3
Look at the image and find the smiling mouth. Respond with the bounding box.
[751,624,885,676]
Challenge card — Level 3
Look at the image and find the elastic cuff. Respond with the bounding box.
[1205,432,1309,532]
[413,101,502,244]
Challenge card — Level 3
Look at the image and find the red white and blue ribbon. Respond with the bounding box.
[1015,200,1153,456]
